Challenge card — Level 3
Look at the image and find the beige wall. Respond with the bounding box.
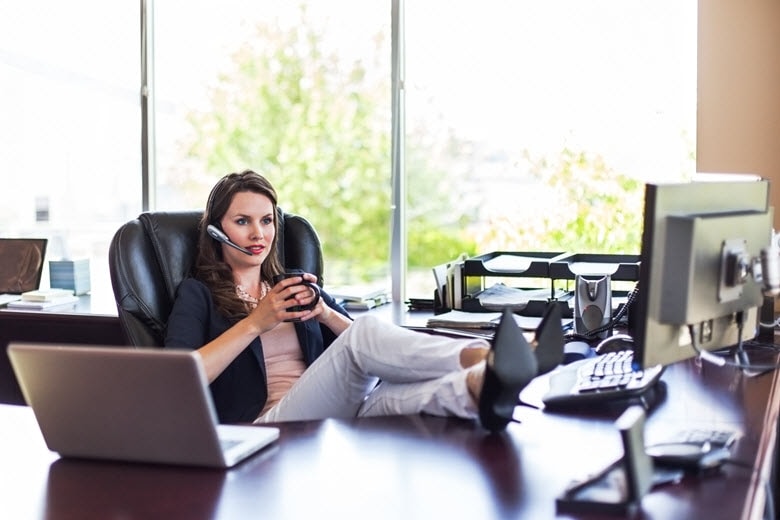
[697,0,780,229]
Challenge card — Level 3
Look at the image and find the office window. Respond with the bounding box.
[153,1,391,287]
[404,1,697,297]
[1,1,696,304]
[0,2,140,303]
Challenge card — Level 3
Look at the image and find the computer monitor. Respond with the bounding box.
[632,175,774,369]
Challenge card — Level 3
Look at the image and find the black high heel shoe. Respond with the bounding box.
[532,302,565,376]
[479,308,539,432]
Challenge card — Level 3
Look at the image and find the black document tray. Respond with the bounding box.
[463,251,569,278]
[459,251,568,315]
[549,254,640,282]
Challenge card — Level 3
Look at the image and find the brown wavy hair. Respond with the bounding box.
[195,170,284,321]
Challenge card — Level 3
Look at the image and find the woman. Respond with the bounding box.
[165,170,529,432]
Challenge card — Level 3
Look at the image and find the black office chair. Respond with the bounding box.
[108,209,323,347]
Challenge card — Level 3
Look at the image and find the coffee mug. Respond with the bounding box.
[272,269,321,314]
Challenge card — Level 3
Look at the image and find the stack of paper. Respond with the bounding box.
[432,254,468,310]
[326,284,390,310]
[426,310,501,329]
[8,288,79,310]
[49,259,91,295]
[476,284,559,311]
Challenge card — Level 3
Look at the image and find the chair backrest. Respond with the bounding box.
[108,208,323,347]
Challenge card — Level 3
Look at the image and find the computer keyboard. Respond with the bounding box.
[662,428,740,449]
[542,350,664,409]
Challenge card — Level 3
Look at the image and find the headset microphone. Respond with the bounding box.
[206,225,253,256]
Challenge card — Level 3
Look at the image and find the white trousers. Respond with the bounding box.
[254,314,489,423]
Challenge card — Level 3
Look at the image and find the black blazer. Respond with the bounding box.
[165,278,349,423]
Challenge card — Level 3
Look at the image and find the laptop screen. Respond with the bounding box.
[0,238,48,294]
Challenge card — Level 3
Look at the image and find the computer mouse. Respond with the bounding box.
[646,442,731,473]
[563,341,595,364]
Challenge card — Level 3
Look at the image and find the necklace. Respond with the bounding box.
[236,281,270,309]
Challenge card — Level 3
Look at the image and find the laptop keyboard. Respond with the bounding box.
[542,350,664,409]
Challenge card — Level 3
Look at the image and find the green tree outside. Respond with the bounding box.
[183,7,648,287]
[479,148,646,255]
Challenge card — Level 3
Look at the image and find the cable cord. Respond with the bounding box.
[688,313,780,372]
[758,316,780,329]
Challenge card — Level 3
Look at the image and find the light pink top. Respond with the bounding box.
[259,321,306,415]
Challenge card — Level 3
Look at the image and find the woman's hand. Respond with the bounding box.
[198,275,319,383]
[249,274,321,330]
[249,272,351,335]
[301,273,353,334]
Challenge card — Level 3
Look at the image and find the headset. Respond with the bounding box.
[206,224,253,256]
[204,175,254,256]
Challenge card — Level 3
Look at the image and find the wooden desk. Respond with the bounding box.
[0,296,124,405]
[2,354,778,520]
[0,300,418,406]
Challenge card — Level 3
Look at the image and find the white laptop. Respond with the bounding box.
[8,343,280,468]
[0,238,48,306]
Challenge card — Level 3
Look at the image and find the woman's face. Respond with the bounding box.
[218,190,276,269]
